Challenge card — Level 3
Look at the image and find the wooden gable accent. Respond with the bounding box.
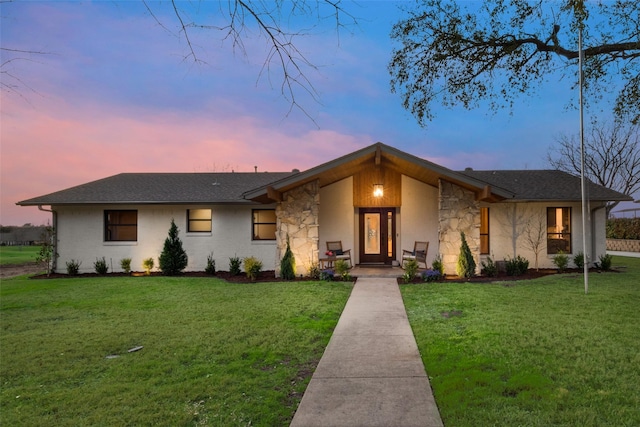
[353,159,401,207]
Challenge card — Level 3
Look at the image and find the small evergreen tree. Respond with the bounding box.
[159,219,188,275]
[280,235,296,280]
[456,231,476,278]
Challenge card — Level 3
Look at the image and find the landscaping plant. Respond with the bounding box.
[402,258,419,283]
[552,251,569,273]
[334,259,351,281]
[480,256,498,277]
[432,254,444,276]
[597,253,613,271]
[243,256,263,281]
[159,219,188,275]
[142,257,154,275]
[35,224,56,276]
[456,232,476,278]
[280,235,296,280]
[120,258,132,274]
[229,256,242,275]
[505,255,529,276]
[573,252,584,270]
[66,259,81,276]
[205,253,216,275]
[94,257,109,275]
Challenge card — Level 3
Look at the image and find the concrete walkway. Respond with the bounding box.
[290,278,443,427]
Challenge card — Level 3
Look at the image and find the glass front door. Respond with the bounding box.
[359,208,395,265]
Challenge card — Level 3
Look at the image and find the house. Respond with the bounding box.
[18,143,632,275]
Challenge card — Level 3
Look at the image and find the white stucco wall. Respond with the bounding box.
[52,204,277,274]
[400,176,439,265]
[318,177,356,261]
[480,201,607,270]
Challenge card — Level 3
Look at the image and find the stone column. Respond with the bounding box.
[275,180,320,277]
[438,180,480,275]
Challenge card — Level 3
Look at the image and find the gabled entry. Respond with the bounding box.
[359,208,396,265]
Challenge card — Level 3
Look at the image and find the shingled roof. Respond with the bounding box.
[18,172,296,206]
[460,169,632,202]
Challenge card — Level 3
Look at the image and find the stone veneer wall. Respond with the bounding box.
[606,238,640,252]
[438,180,481,275]
[275,180,320,277]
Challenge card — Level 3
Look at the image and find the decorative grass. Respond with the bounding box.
[0,245,39,265]
[0,276,352,426]
[402,256,640,427]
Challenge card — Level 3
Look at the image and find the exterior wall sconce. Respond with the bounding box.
[373,184,384,198]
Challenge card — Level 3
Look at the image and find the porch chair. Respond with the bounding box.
[402,241,429,269]
[326,241,352,268]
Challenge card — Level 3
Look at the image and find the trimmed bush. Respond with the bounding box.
[573,252,585,269]
[244,256,263,281]
[66,259,81,276]
[552,251,569,273]
[505,255,529,276]
[280,236,296,280]
[120,258,132,274]
[597,254,613,271]
[481,256,498,277]
[456,232,476,278]
[142,257,154,275]
[159,219,188,276]
[229,256,242,275]
[205,253,216,275]
[403,258,419,283]
[94,257,109,275]
[606,218,640,240]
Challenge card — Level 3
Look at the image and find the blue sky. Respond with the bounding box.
[1,1,631,225]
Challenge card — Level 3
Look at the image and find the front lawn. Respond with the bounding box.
[402,256,640,426]
[0,245,39,265]
[0,276,352,426]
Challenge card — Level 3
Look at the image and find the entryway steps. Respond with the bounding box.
[290,278,443,427]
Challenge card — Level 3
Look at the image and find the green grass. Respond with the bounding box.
[0,245,39,265]
[0,276,352,426]
[402,256,640,427]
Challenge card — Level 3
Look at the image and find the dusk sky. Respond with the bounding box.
[1,1,632,226]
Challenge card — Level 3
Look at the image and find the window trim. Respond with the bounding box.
[104,210,138,242]
[252,209,277,241]
[480,207,490,255]
[187,209,212,233]
[546,207,571,254]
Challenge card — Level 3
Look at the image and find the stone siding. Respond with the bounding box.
[606,238,640,252]
[438,180,480,275]
[275,181,320,277]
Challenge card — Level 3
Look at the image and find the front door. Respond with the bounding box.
[359,208,396,265]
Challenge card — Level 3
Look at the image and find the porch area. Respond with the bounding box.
[350,265,404,278]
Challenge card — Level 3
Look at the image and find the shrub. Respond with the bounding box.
[36,224,56,276]
[606,218,640,239]
[120,258,132,274]
[229,256,242,275]
[142,257,154,275]
[244,256,263,281]
[505,255,529,276]
[320,269,334,281]
[573,252,585,270]
[280,235,296,280]
[159,219,188,276]
[94,257,109,275]
[552,251,569,273]
[308,262,320,280]
[205,253,216,275]
[334,259,351,281]
[403,258,419,283]
[481,256,498,277]
[421,268,442,282]
[456,232,476,278]
[597,253,613,271]
[66,259,81,276]
[432,254,444,275]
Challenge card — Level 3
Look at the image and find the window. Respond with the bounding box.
[547,207,571,254]
[252,209,276,240]
[187,209,212,232]
[480,207,490,254]
[105,210,137,241]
